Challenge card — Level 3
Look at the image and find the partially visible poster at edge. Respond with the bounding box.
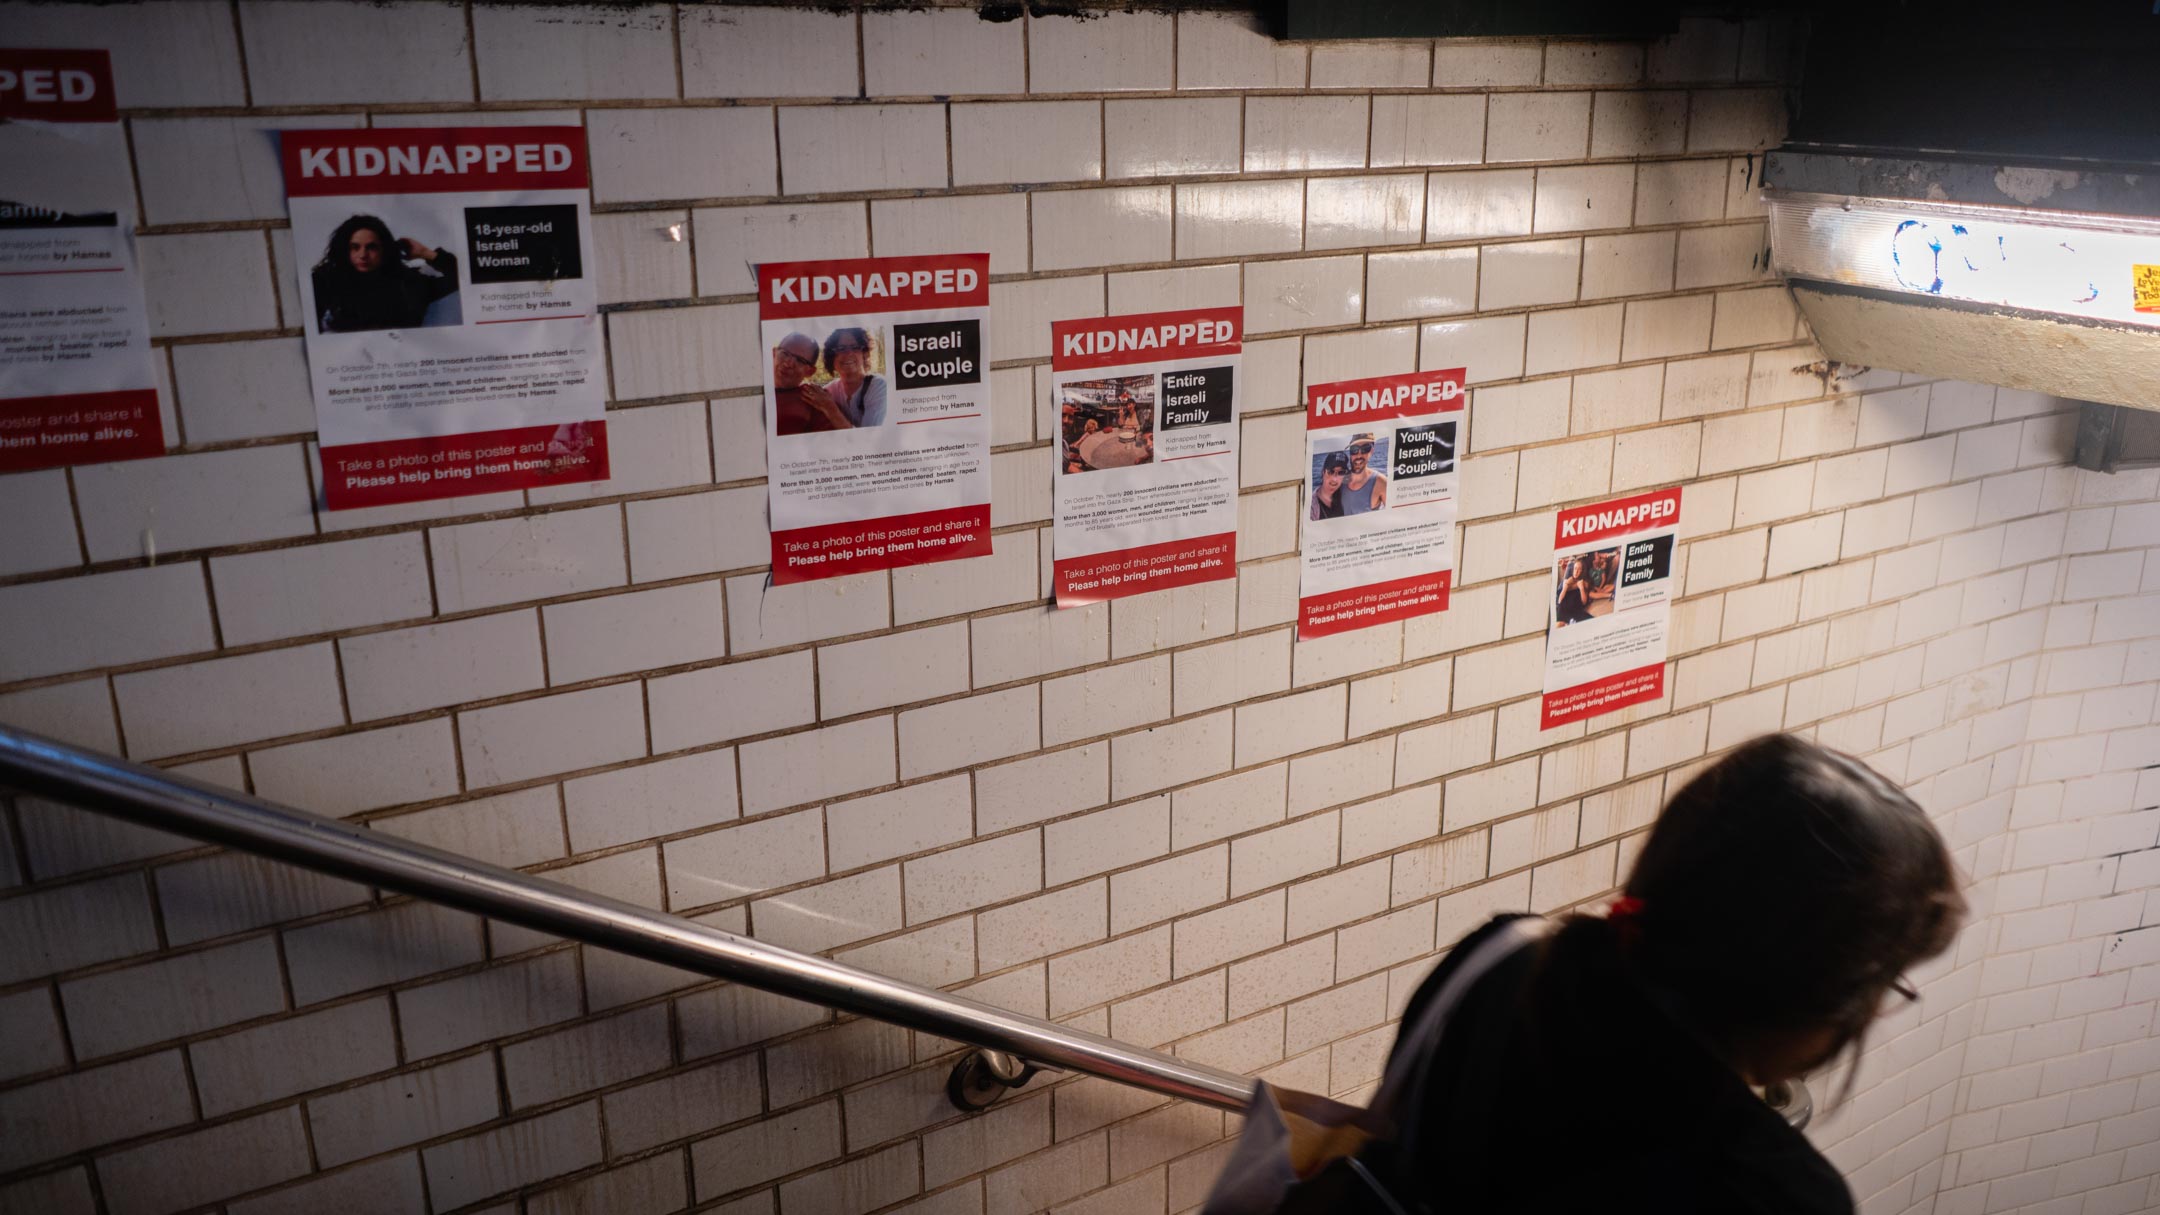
[282,126,607,509]
[0,48,165,472]
[757,253,993,584]
[1050,307,1241,606]
[1297,367,1465,639]
[1542,486,1682,729]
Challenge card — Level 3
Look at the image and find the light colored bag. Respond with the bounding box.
[1200,917,1547,1215]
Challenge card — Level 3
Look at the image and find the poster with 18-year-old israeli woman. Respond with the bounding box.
[281,126,607,510]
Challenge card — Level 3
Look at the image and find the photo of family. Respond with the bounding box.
[1554,547,1621,626]
[310,211,462,333]
[772,321,889,436]
[1059,375,1155,473]
[1309,432,1390,520]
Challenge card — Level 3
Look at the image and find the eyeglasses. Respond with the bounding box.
[1888,976,1919,1003]
[779,349,818,369]
[830,344,868,355]
[1348,444,1374,453]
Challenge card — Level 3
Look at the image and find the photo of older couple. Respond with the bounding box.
[1309,433,1389,520]
[772,322,889,436]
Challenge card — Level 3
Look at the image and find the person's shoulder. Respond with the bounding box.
[1400,912,1541,1020]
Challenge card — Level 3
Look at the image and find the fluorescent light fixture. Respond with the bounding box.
[1766,191,2160,330]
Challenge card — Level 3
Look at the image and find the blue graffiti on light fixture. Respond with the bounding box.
[1890,219,1945,293]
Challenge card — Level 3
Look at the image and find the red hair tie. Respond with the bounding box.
[1607,895,1645,944]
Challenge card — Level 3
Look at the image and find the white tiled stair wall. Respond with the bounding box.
[0,4,2153,1215]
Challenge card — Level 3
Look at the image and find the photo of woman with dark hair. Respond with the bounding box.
[311,213,460,334]
[1310,450,1350,520]
[822,326,887,427]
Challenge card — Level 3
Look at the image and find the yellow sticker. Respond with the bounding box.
[2135,264,2160,313]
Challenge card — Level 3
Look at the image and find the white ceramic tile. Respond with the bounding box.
[1635,159,1729,225]
[1477,237,1582,311]
[1176,180,1304,261]
[1368,94,1486,168]
[1177,12,1306,89]
[952,102,1102,186]
[0,471,81,576]
[869,194,1029,273]
[240,0,471,105]
[680,5,859,99]
[1421,315,1526,384]
[1544,42,1642,86]
[1589,90,1688,158]
[864,7,1024,96]
[1366,248,1478,323]
[1431,43,1542,87]
[779,105,948,195]
[1305,175,1425,250]
[1032,187,1174,272]
[1524,303,1624,376]
[474,3,677,101]
[592,210,694,305]
[1244,256,1364,335]
[589,108,778,204]
[1104,99,1242,179]
[1531,164,1635,233]
[695,203,868,297]
[1425,169,1535,242]
[1311,42,1431,87]
[1580,231,1676,299]
[1485,92,1591,162]
[1030,10,1175,92]
[1244,96,1370,172]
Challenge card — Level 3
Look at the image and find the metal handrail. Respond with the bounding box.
[0,726,1254,1113]
[0,725,1815,1132]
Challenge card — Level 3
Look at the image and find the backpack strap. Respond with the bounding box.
[1373,916,1548,1127]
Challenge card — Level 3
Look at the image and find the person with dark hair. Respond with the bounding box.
[311,214,459,333]
[822,327,886,427]
[1554,556,1596,624]
[1368,734,1966,1214]
[1310,451,1350,520]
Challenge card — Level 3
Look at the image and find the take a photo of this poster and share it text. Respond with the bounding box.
[1541,486,1681,729]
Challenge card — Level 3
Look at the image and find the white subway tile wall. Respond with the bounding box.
[0,7,2153,1215]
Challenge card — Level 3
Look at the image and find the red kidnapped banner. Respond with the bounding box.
[1299,571,1452,638]
[321,421,608,510]
[1307,369,1464,431]
[771,504,992,584]
[0,49,116,122]
[1052,307,1242,373]
[0,389,162,472]
[282,127,590,197]
[1554,485,1682,549]
[759,254,989,321]
[1542,662,1665,729]
[1055,532,1237,605]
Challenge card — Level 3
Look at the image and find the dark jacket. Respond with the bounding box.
[313,252,459,333]
[1381,914,1853,1215]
